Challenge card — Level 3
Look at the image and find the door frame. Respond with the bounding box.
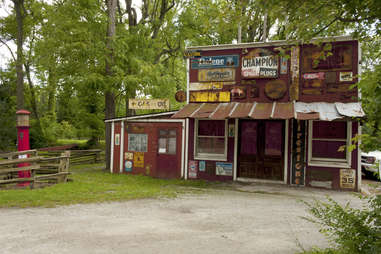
[234,119,289,184]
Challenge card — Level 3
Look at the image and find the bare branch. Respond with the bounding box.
[0,38,16,62]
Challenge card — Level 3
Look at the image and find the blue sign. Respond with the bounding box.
[125,161,133,172]
[216,162,233,176]
[191,55,239,69]
[199,161,206,172]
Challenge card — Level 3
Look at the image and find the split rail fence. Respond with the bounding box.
[0,150,70,188]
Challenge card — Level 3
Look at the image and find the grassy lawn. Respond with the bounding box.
[0,163,215,208]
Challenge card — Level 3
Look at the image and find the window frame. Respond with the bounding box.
[157,129,177,155]
[194,119,228,161]
[127,133,148,152]
[307,120,352,168]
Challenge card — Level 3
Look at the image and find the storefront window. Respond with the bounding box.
[128,134,148,152]
[308,120,351,167]
[195,120,227,160]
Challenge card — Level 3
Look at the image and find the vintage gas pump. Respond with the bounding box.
[16,109,31,185]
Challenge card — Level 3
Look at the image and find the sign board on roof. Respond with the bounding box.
[129,99,169,110]
[198,68,235,82]
[191,55,239,69]
[242,49,278,78]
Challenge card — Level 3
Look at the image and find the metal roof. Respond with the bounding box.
[172,102,364,121]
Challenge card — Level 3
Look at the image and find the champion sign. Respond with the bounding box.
[242,55,278,78]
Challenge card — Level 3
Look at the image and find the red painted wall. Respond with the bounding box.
[112,121,183,179]
[188,118,235,181]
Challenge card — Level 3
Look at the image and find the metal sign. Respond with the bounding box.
[189,82,234,91]
[340,169,356,189]
[134,152,144,168]
[191,55,239,69]
[339,72,353,82]
[189,91,230,102]
[184,50,201,58]
[216,162,233,176]
[129,99,169,110]
[198,68,235,82]
[242,49,279,78]
[290,46,300,101]
[303,72,325,80]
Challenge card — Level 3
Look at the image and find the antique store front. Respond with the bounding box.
[172,36,364,191]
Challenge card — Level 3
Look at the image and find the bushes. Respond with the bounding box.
[303,195,381,254]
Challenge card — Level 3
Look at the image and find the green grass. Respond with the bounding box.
[56,139,88,146]
[0,163,215,208]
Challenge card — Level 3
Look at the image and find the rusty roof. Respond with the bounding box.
[172,102,364,120]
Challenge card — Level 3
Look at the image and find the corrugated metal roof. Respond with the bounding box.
[250,103,273,119]
[171,103,202,118]
[295,102,364,121]
[210,102,237,120]
[273,103,294,119]
[172,102,364,120]
[192,103,219,118]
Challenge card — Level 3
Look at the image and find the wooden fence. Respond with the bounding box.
[0,150,70,189]
[37,149,103,165]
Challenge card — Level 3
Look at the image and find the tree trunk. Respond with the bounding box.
[105,0,117,170]
[13,0,25,110]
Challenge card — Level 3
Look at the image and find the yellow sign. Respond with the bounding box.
[340,169,356,189]
[189,91,230,102]
[134,152,144,168]
[189,82,235,91]
[129,99,169,110]
[198,68,235,82]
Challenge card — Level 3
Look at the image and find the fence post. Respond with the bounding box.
[58,151,70,183]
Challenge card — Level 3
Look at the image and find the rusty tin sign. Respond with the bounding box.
[242,48,279,78]
[289,46,300,101]
[303,72,325,80]
[191,55,239,69]
[198,68,236,82]
[189,91,230,102]
[189,81,234,91]
[340,169,356,189]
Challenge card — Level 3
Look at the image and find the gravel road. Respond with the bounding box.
[0,184,362,254]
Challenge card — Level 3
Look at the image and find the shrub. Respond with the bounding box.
[303,195,381,254]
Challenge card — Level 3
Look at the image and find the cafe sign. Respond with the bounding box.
[242,49,278,78]
[191,55,239,69]
[129,99,169,110]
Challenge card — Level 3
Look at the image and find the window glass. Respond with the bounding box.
[312,121,346,139]
[128,134,148,152]
[197,137,225,154]
[158,138,167,153]
[265,121,282,156]
[312,140,346,159]
[198,120,225,136]
[240,121,257,155]
[169,130,176,136]
[168,137,176,154]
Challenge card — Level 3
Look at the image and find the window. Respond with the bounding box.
[195,119,227,161]
[308,120,351,168]
[128,134,148,152]
[158,129,177,154]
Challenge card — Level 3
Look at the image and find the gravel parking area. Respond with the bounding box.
[0,184,363,254]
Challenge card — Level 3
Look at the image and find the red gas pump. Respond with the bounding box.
[16,110,31,186]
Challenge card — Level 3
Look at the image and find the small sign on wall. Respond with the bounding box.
[216,162,233,176]
[115,134,120,146]
[340,169,356,189]
[189,160,198,178]
[125,152,133,160]
[228,124,235,137]
[134,152,144,168]
[199,161,206,172]
[125,161,132,172]
[339,72,353,82]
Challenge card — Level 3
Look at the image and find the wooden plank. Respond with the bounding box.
[0,149,37,158]
[0,164,40,174]
[0,177,34,184]
[0,156,41,166]
[35,172,71,180]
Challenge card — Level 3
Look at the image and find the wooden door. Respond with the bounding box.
[156,129,179,178]
[238,120,284,180]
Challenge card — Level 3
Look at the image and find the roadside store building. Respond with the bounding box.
[107,36,364,191]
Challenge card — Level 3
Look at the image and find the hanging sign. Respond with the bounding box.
[241,49,279,78]
[191,55,239,69]
[198,68,235,82]
[129,99,169,110]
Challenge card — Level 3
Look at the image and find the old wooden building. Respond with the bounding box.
[107,36,364,191]
[172,36,364,191]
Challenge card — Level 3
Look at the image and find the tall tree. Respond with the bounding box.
[12,0,24,109]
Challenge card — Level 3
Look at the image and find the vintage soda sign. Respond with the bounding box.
[191,55,239,69]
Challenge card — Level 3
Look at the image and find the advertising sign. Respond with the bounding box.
[339,72,353,82]
[189,160,198,179]
[133,152,144,168]
[189,81,235,91]
[242,49,278,78]
[125,161,132,172]
[303,72,325,80]
[191,55,239,69]
[216,162,233,176]
[129,99,169,110]
[340,169,356,189]
[189,91,230,102]
[198,68,235,82]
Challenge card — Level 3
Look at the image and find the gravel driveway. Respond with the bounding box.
[0,184,362,254]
